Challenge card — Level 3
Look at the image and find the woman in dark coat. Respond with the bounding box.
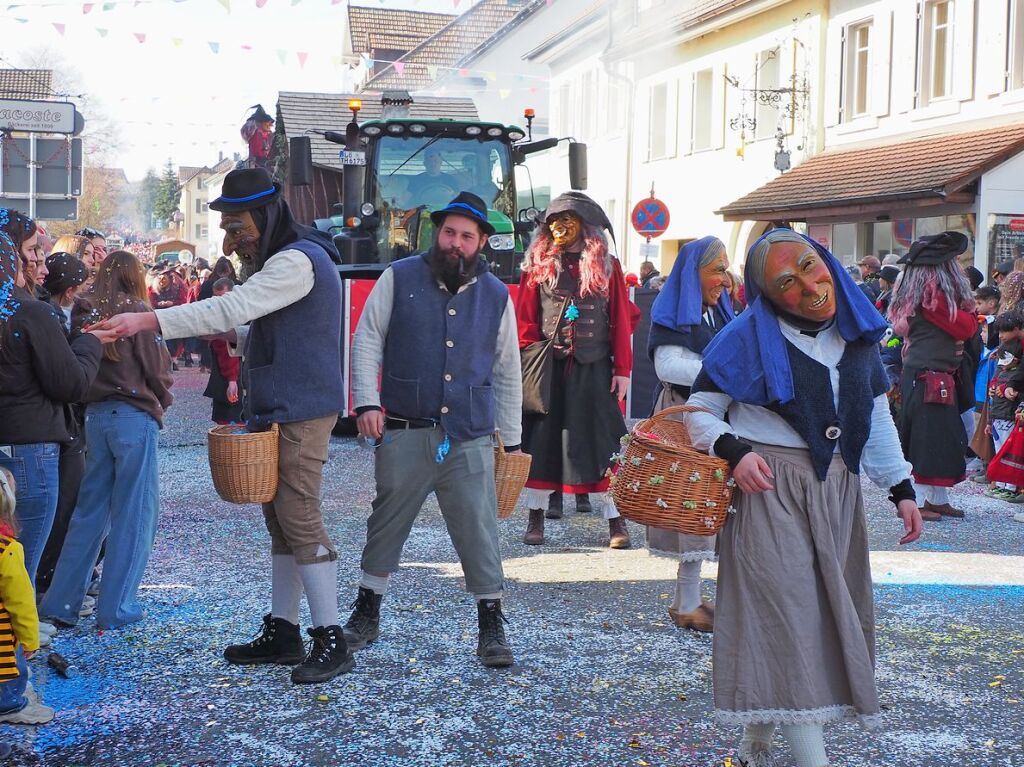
[646,237,733,632]
[888,232,978,519]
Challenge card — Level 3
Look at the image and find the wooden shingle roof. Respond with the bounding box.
[718,122,1024,221]
[277,91,479,169]
[348,5,455,55]
[364,0,530,90]
[0,69,54,99]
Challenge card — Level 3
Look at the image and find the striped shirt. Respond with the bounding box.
[0,534,39,680]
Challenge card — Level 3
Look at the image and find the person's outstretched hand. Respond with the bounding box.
[86,328,120,344]
[896,499,923,545]
[89,312,159,339]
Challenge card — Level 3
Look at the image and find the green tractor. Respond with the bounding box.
[290,92,588,283]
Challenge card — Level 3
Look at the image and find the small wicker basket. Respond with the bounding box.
[208,423,280,505]
[494,432,532,519]
[610,405,732,536]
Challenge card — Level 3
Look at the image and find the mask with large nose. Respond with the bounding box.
[755,240,837,322]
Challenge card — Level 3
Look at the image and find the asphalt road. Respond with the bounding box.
[4,368,1023,766]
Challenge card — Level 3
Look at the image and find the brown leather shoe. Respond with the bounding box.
[607,516,631,549]
[924,500,964,519]
[523,509,545,545]
[668,602,714,633]
[917,506,943,522]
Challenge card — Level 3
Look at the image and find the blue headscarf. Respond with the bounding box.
[700,229,887,406]
[0,209,21,324]
[649,237,734,355]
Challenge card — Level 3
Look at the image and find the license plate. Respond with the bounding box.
[340,150,366,166]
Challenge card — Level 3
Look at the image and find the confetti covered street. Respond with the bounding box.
[4,368,1024,767]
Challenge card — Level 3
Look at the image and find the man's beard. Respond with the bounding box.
[429,244,480,294]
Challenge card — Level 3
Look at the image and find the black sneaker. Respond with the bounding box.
[224,614,305,665]
[290,625,354,684]
[545,492,563,519]
[476,599,514,668]
[342,587,382,651]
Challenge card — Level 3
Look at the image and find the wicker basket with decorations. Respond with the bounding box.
[609,405,734,536]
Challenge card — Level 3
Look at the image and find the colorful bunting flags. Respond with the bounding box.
[134,32,145,42]
[297,51,308,68]
[82,3,94,14]
[208,41,219,53]
[52,21,65,34]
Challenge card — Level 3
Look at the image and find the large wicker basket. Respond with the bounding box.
[208,423,279,504]
[610,405,732,536]
[494,432,532,519]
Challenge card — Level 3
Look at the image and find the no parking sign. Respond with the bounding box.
[631,196,670,239]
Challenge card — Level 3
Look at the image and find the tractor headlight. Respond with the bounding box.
[360,202,376,216]
[488,234,514,251]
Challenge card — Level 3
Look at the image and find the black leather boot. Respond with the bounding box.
[223,614,305,665]
[545,492,563,519]
[290,625,355,684]
[342,587,382,651]
[476,599,514,668]
[575,493,593,513]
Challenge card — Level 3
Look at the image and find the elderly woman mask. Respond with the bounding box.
[759,240,837,322]
[547,212,582,251]
[699,248,730,307]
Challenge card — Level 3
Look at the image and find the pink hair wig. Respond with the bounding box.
[521,224,611,298]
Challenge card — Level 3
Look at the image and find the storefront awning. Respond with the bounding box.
[717,122,1024,222]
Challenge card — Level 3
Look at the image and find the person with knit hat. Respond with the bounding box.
[91,168,351,685]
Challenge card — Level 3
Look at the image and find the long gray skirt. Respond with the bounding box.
[713,442,882,729]
[645,384,717,562]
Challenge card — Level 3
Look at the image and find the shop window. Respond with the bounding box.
[919,0,954,105]
[648,81,677,160]
[869,221,892,258]
[691,68,714,152]
[833,223,857,264]
[755,48,780,139]
[844,21,872,119]
[809,224,831,251]
[946,213,976,264]
[893,219,913,255]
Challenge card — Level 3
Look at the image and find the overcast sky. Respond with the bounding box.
[1,0,473,180]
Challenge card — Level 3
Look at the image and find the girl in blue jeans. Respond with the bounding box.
[0,209,105,599]
[40,251,172,630]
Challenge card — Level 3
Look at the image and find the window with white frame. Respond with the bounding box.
[755,48,780,139]
[1011,0,1024,90]
[648,81,677,160]
[920,0,954,104]
[843,20,872,119]
[691,68,714,151]
[557,82,573,136]
[605,77,626,134]
[579,70,596,141]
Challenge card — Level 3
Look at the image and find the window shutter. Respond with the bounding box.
[872,11,893,116]
[893,1,921,112]
[953,0,977,102]
[687,71,696,154]
[978,0,1010,96]
[713,63,726,150]
[824,23,844,126]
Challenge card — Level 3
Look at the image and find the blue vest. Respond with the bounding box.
[380,254,507,442]
[767,338,888,481]
[243,239,344,431]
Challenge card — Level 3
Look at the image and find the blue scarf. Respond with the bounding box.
[700,230,887,406]
[648,237,734,355]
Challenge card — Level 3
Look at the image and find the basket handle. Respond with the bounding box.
[645,404,710,426]
[494,430,505,449]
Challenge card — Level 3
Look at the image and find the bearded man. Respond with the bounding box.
[344,192,523,668]
[92,168,352,685]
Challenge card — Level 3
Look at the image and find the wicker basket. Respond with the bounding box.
[494,432,532,519]
[208,423,279,504]
[610,405,732,536]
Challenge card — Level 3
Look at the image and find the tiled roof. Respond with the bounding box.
[718,122,1024,220]
[364,0,530,90]
[606,0,763,58]
[526,1,607,60]
[348,5,455,55]
[177,166,210,185]
[277,91,479,169]
[0,69,54,99]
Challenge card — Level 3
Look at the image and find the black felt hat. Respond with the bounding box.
[429,191,495,236]
[898,231,969,266]
[543,191,615,238]
[42,252,88,296]
[248,104,274,123]
[209,168,281,213]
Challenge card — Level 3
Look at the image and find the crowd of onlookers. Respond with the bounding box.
[0,210,242,740]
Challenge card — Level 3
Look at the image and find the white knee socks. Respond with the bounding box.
[360,571,390,596]
[740,724,827,767]
[270,555,302,624]
[914,483,951,506]
[671,560,703,613]
[297,557,339,628]
[779,724,828,767]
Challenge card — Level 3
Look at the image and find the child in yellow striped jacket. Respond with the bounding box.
[0,467,54,726]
